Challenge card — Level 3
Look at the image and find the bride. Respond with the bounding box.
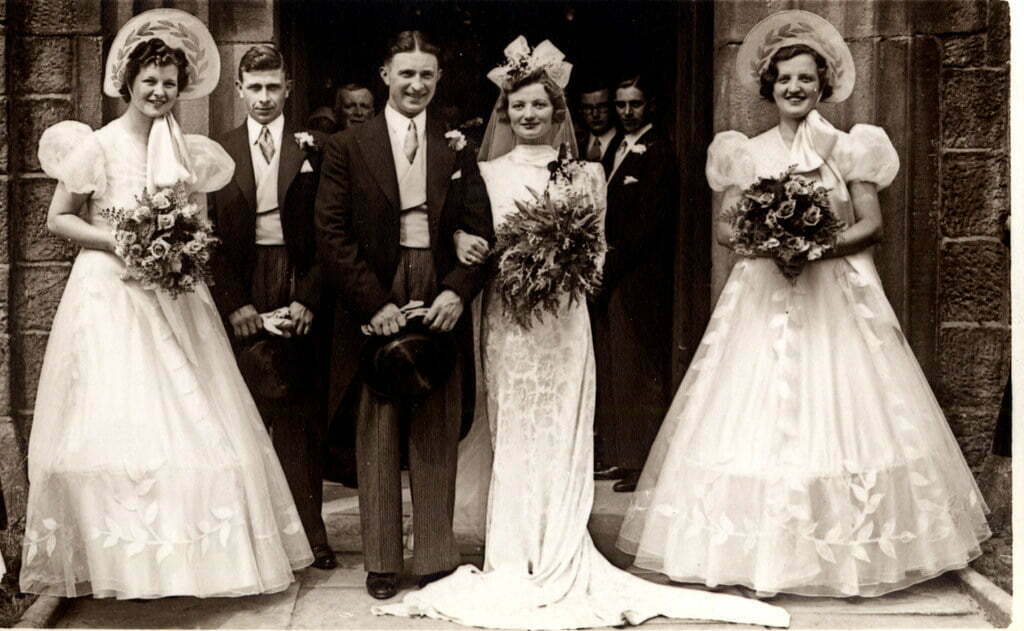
[375,37,789,629]
[19,9,312,598]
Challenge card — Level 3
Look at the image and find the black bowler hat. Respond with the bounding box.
[360,317,457,401]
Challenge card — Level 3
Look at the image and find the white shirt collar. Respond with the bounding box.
[385,103,427,140]
[622,122,653,148]
[247,114,285,146]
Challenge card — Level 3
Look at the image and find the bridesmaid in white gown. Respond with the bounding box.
[375,36,789,630]
[617,11,990,598]
[19,9,312,599]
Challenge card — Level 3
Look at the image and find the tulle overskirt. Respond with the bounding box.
[617,254,990,597]
[20,250,313,599]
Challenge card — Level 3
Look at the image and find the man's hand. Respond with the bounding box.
[367,303,407,336]
[423,290,463,332]
[229,304,262,339]
[289,301,314,336]
[454,230,490,266]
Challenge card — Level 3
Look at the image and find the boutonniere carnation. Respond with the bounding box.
[294,132,317,151]
[445,130,467,152]
[630,143,647,155]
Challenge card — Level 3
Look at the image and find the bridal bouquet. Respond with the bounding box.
[725,166,845,281]
[101,183,219,297]
[493,150,605,330]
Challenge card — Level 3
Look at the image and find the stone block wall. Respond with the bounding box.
[934,0,1010,470]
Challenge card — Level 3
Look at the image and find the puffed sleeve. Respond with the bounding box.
[185,135,235,193]
[833,125,900,191]
[37,121,106,196]
[705,131,755,192]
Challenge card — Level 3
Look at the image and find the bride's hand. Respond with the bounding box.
[454,230,490,266]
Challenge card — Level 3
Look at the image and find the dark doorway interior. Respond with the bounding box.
[281,0,714,387]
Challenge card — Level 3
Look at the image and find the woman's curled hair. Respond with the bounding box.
[496,69,568,125]
[119,38,191,103]
[758,44,832,102]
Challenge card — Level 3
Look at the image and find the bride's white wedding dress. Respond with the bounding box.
[375,144,789,629]
[19,119,313,599]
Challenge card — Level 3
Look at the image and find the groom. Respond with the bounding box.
[316,31,491,600]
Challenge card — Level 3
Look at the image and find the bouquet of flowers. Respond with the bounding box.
[492,148,605,330]
[100,183,219,297]
[725,166,845,281]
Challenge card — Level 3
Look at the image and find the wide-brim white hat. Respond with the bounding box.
[104,8,219,100]
[736,10,855,103]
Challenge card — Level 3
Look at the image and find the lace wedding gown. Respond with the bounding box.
[19,120,313,599]
[376,144,789,629]
[617,119,991,597]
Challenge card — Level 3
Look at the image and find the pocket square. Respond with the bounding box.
[623,175,639,185]
[451,169,462,180]
[300,160,314,173]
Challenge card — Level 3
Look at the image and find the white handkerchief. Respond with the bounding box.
[623,175,639,185]
[300,160,314,173]
[451,169,462,180]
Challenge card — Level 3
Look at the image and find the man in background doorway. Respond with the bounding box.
[592,74,678,493]
[576,80,622,176]
[335,82,376,130]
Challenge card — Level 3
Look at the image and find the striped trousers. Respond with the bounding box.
[357,248,462,574]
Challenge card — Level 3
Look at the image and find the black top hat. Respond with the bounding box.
[359,317,457,401]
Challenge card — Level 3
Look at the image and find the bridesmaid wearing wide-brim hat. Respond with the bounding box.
[19,8,314,599]
[617,9,990,599]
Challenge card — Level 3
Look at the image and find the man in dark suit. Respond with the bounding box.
[592,74,679,493]
[208,44,336,569]
[576,81,622,175]
[315,31,491,600]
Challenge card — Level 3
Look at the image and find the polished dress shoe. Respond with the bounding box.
[311,545,338,570]
[594,464,628,481]
[612,469,641,492]
[418,567,456,589]
[366,571,399,599]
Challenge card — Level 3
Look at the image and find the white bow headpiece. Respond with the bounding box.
[486,36,573,91]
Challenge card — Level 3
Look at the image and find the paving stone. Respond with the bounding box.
[57,581,300,629]
[290,585,465,630]
[788,612,991,628]
[771,575,976,615]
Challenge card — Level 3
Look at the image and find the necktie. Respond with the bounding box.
[586,137,602,161]
[404,120,419,164]
[258,125,275,164]
[613,140,630,173]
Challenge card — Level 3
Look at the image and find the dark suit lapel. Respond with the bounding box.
[602,132,624,176]
[426,115,455,222]
[609,126,656,187]
[225,123,256,210]
[277,120,304,209]
[357,114,400,211]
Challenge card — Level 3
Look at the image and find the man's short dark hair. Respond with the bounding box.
[616,74,653,101]
[384,30,441,66]
[238,44,285,81]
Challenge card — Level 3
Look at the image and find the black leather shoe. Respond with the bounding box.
[366,572,399,600]
[311,545,338,570]
[612,470,641,493]
[417,567,456,589]
[594,465,628,481]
